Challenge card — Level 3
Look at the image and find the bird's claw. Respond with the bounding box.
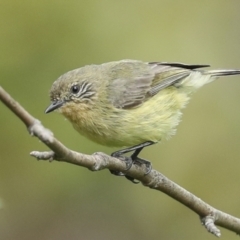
[132,156,152,176]
[124,156,134,171]
[110,155,133,176]
[110,155,152,183]
[110,170,126,176]
[110,142,153,183]
[125,175,139,184]
[123,157,152,183]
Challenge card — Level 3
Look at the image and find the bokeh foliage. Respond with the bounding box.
[1,1,240,239]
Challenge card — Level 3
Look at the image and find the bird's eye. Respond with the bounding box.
[71,85,80,94]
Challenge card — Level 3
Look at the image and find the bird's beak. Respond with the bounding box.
[45,100,65,113]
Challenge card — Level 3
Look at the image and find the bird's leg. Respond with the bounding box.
[130,147,152,174]
[110,141,155,183]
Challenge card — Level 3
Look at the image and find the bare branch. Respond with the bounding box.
[1,85,240,237]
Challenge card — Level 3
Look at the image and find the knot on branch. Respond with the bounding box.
[28,120,54,144]
[30,151,55,161]
[201,213,221,237]
[91,152,110,171]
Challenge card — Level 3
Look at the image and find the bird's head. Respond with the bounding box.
[45,67,98,115]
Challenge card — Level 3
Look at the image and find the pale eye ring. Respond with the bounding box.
[71,85,80,94]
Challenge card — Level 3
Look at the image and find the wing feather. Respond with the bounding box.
[108,61,209,109]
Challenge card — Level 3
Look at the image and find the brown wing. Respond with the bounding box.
[108,61,209,109]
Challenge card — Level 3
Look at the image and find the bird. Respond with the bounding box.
[45,59,240,182]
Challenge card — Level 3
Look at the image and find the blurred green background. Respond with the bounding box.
[1,1,240,239]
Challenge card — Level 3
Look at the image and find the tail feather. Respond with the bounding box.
[205,69,240,77]
[181,69,240,91]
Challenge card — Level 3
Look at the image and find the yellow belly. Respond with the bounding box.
[61,87,190,147]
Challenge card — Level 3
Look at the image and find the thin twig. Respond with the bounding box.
[1,85,240,237]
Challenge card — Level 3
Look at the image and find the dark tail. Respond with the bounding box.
[205,69,240,77]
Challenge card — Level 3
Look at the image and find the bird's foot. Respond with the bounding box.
[109,154,133,177]
[124,156,152,183]
[110,152,152,184]
[132,157,152,175]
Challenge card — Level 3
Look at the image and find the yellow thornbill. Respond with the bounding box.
[45,60,240,182]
